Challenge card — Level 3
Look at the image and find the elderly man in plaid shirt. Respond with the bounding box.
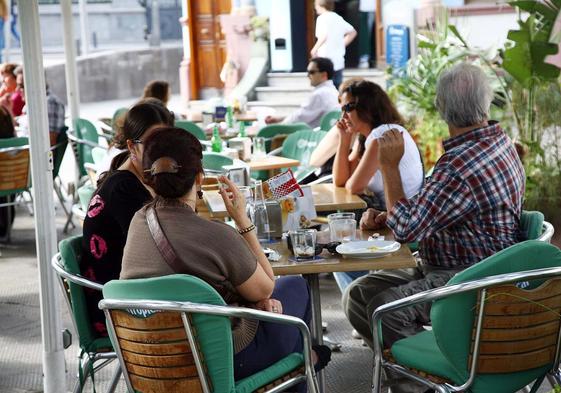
[344,64,525,390]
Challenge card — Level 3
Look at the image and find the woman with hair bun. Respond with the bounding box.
[121,127,331,388]
[80,98,174,338]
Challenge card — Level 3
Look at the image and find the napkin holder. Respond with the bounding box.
[224,164,250,187]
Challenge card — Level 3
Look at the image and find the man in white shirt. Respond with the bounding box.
[265,57,339,129]
[310,0,357,89]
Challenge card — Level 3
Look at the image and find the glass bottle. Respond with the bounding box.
[251,180,270,243]
[211,124,223,153]
[225,106,235,135]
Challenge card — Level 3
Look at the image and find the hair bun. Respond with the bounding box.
[146,157,181,175]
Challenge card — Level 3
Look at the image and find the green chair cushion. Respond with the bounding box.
[391,330,550,393]
[391,330,465,384]
[59,235,98,350]
[521,210,544,240]
[280,130,327,183]
[319,110,341,131]
[235,353,304,393]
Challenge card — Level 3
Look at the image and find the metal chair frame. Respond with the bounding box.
[51,253,121,393]
[99,298,320,393]
[371,266,561,393]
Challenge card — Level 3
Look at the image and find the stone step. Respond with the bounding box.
[267,68,387,87]
[247,101,300,118]
[255,86,312,104]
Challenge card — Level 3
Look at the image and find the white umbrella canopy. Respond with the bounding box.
[18,1,78,391]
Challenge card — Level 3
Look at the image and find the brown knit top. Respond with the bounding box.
[121,202,259,353]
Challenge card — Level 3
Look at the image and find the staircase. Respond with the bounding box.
[248,68,386,117]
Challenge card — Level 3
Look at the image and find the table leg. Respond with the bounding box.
[305,273,326,393]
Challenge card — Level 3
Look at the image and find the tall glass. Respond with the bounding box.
[238,186,253,220]
[251,180,270,243]
[253,137,266,159]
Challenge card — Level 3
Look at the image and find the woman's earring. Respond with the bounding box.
[197,189,204,199]
[130,154,137,161]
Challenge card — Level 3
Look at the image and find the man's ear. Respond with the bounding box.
[196,172,204,185]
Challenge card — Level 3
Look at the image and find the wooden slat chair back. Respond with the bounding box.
[108,309,210,392]
[0,145,30,194]
[470,278,561,374]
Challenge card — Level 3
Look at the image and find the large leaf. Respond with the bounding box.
[503,3,561,85]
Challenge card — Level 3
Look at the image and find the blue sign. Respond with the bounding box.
[386,25,410,73]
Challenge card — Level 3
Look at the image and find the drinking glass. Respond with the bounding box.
[253,137,266,159]
[329,218,357,243]
[289,229,317,260]
[238,186,253,220]
[251,180,270,242]
[328,213,356,242]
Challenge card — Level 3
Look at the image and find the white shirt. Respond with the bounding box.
[282,80,339,128]
[315,12,355,71]
[364,124,424,203]
[359,0,376,12]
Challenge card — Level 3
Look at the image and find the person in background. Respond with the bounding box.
[331,79,424,294]
[13,67,66,145]
[0,105,16,241]
[80,99,174,338]
[0,63,16,97]
[5,65,24,116]
[120,127,331,387]
[265,57,339,129]
[0,0,6,64]
[345,64,525,393]
[309,77,364,180]
[310,0,357,89]
[142,80,170,106]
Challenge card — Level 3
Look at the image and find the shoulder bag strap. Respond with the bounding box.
[145,205,184,272]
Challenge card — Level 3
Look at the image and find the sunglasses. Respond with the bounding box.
[307,70,320,76]
[315,242,342,255]
[341,102,358,113]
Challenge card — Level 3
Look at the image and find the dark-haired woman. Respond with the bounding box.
[332,81,423,293]
[80,98,174,337]
[120,127,330,389]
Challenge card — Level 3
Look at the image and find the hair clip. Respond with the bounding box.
[144,157,181,175]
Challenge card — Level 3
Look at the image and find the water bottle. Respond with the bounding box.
[211,124,223,153]
[251,180,270,243]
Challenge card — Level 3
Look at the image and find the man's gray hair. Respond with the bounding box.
[435,63,493,128]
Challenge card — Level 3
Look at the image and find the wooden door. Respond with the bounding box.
[188,0,231,99]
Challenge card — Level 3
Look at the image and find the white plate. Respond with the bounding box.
[336,240,401,259]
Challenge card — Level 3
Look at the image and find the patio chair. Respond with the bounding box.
[99,274,319,393]
[257,123,312,152]
[371,240,561,393]
[176,120,207,140]
[0,137,31,242]
[203,152,234,174]
[51,235,121,393]
[318,110,341,132]
[270,130,328,183]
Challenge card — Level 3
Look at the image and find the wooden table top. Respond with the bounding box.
[247,156,300,171]
[187,111,257,123]
[204,183,367,218]
[270,229,416,276]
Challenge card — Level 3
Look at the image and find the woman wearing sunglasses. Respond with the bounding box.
[333,80,423,210]
[332,80,423,293]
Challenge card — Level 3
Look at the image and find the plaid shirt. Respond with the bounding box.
[47,89,66,133]
[386,122,525,269]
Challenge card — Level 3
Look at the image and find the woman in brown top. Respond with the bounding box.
[121,127,330,386]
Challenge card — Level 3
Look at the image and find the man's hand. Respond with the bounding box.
[265,115,282,125]
[378,129,405,168]
[359,208,387,230]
